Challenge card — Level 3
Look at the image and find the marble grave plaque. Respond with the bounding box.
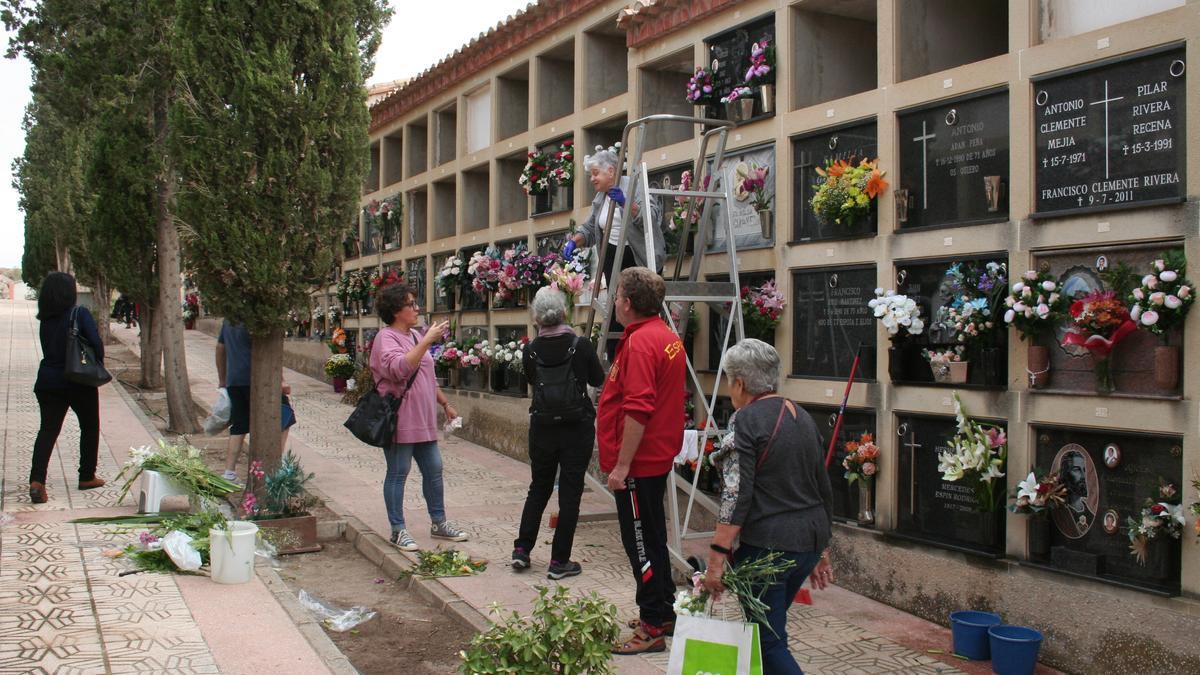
[791,120,879,241]
[705,16,774,119]
[791,265,877,380]
[804,405,876,522]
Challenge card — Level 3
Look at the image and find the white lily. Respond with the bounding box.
[1017,472,1040,502]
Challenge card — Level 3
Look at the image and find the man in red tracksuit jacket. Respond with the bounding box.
[598,267,686,655]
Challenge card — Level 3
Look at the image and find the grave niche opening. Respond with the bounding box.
[431,252,455,313]
[791,265,877,381]
[897,89,1009,230]
[648,162,697,257]
[459,246,487,313]
[1032,426,1182,595]
[803,405,876,522]
[707,271,773,371]
[705,143,776,253]
[791,119,878,242]
[895,413,1006,555]
[1033,243,1184,398]
[704,14,775,122]
[892,255,1009,387]
[491,325,528,397]
[406,257,427,309]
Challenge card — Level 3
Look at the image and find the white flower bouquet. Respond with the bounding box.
[868,288,925,340]
[937,393,1007,512]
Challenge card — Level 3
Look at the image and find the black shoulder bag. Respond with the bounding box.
[344,368,420,448]
[64,307,112,387]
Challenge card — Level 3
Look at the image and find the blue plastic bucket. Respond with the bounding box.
[989,625,1043,675]
[950,610,1002,660]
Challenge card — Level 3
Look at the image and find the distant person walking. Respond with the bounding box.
[30,272,106,504]
[370,282,469,552]
[511,287,604,580]
[215,320,297,481]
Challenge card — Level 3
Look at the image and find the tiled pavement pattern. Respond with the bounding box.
[156,321,963,675]
[0,298,221,673]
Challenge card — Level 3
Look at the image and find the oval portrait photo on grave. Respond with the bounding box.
[1056,266,1104,358]
[1050,443,1100,539]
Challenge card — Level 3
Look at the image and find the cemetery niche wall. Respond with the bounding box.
[804,404,876,523]
[791,119,879,242]
[1031,426,1183,595]
[704,14,775,122]
[706,271,773,371]
[706,143,776,252]
[896,89,1009,231]
[1032,44,1186,218]
[891,255,1009,387]
[792,265,877,381]
[1032,243,1186,397]
[895,413,1006,555]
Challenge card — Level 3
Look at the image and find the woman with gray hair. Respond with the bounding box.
[511,286,605,579]
[701,338,836,674]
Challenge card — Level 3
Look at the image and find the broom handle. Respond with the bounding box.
[824,343,866,469]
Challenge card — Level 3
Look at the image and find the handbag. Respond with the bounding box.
[667,614,762,675]
[343,368,419,448]
[64,306,112,387]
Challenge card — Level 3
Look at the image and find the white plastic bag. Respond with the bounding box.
[298,589,376,631]
[667,614,762,675]
[202,388,232,435]
[161,530,202,571]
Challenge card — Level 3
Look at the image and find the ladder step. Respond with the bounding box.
[663,281,739,303]
[647,188,727,199]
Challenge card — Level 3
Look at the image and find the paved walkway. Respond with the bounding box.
[141,320,971,675]
[0,297,332,674]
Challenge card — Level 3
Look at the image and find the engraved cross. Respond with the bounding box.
[912,121,936,209]
[1089,80,1124,179]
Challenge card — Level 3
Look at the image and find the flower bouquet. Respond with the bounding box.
[1062,290,1137,394]
[458,337,491,371]
[937,394,1007,513]
[328,305,342,325]
[1008,471,1068,515]
[666,170,708,254]
[1127,497,1185,565]
[686,67,716,107]
[927,261,1007,382]
[843,432,879,525]
[327,326,348,354]
[551,139,574,188]
[311,305,325,324]
[492,340,526,375]
[113,439,241,507]
[745,37,776,114]
[1130,251,1193,389]
[737,163,773,238]
[182,293,200,327]
[869,288,925,381]
[369,267,403,297]
[436,253,465,302]
[432,340,462,370]
[740,279,785,341]
[468,248,503,296]
[325,353,355,379]
[1004,269,1067,388]
[519,149,552,196]
[811,158,888,229]
[673,549,795,636]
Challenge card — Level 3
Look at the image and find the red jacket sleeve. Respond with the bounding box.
[620,339,659,425]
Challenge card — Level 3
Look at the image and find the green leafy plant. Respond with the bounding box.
[74,510,229,575]
[404,547,487,579]
[260,451,316,518]
[460,585,620,675]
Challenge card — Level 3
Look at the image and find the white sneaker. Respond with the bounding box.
[222,470,238,481]
[390,530,419,552]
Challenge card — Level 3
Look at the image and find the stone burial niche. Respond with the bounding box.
[791,118,879,242]
[790,265,878,381]
[789,0,878,111]
[1031,426,1183,595]
[704,12,775,123]
[490,324,528,398]
[896,89,1010,231]
[804,404,877,523]
[894,412,1007,556]
[890,254,1010,388]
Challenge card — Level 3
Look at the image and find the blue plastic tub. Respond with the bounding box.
[989,625,1044,675]
[950,610,1002,660]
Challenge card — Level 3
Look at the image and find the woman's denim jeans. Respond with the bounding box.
[382,441,446,532]
[733,543,823,675]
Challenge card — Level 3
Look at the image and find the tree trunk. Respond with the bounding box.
[152,97,198,434]
[140,303,163,389]
[93,276,111,346]
[248,329,284,494]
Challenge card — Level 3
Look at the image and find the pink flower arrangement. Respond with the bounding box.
[737,164,772,211]
[744,39,774,87]
[686,67,715,105]
[250,460,265,481]
[468,249,504,295]
[842,433,880,485]
[241,492,258,516]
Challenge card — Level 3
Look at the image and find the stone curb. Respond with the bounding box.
[105,353,361,675]
[306,484,493,635]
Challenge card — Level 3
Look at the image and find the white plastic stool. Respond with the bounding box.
[138,469,191,513]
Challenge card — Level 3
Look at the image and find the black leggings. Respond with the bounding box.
[31,386,100,485]
[603,243,638,358]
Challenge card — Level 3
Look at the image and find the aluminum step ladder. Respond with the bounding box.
[581,114,746,576]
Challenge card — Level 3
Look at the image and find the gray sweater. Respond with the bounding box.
[720,397,834,554]
[577,175,664,272]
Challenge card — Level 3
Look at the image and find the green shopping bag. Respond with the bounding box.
[667,614,763,675]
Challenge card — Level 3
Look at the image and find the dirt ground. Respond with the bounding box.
[275,541,474,674]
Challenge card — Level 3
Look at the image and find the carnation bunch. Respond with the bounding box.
[433,341,463,369]
[1008,471,1067,515]
[551,139,574,187]
[744,38,774,87]
[436,253,466,298]
[868,288,925,339]
[468,248,504,295]
[1129,250,1193,339]
[741,279,785,339]
[491,340,527,375]
[937,393,1007,512]
[842,433,879,485]
[810,157,888,228]
[686,67,715,105]
[519,149,552,196]
[1003,270,1067,341]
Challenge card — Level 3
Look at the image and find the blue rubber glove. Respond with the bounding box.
[562,239,577,259]
[606,187,626,207]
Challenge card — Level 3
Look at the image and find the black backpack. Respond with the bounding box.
[529,336,590,425]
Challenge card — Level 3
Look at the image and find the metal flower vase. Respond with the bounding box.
[757,209,773,239]
[759,84,774,114]
[857,481,875,526]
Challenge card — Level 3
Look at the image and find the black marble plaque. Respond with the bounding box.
[804,405,876,522]
[1033,46,1186,217]
[791,120,879,241]
[897,89,1010,230]
[406,257,427,309]
[896,413,1006,555]
[1034,426,1182,594]
[536,230,570,257]
[491,325,528,397]
[460,246,487,312]
[895,256,1009,387]
[707,272,772,370]
[431,252,455,312]
[791,265,877,380]
[705,15,774,118]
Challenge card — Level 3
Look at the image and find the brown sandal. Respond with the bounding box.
[612,626,666,655]
[625,617,675,635]
[29,482,48,504]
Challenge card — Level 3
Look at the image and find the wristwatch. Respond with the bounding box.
[709,543,733,556]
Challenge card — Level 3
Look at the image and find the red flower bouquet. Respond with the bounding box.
[1062,290,1137,393]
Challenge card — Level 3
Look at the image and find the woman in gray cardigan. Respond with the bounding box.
[565,145,663,280]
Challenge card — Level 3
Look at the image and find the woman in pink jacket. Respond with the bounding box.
[370,282,469,551]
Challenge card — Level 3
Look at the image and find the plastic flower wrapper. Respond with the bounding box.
[1063,290,1137,392]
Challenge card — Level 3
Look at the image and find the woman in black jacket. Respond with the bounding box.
[511,286,604,580]
[30,272,106,504]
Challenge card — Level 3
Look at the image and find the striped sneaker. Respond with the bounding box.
[430,521,469,542]
[389,529,418,552]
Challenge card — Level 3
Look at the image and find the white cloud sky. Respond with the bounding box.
[0,1,533,268]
